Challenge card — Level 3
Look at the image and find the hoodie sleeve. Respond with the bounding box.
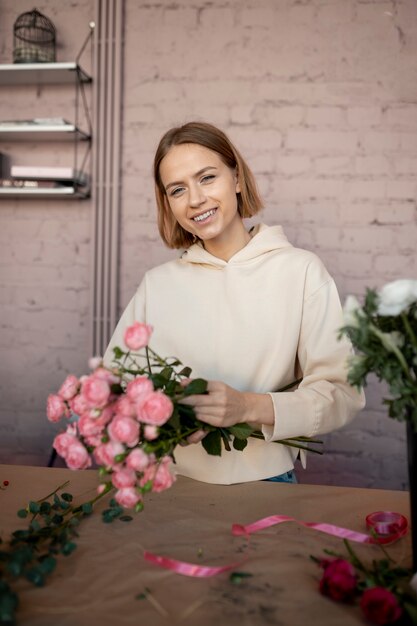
[103,278,147,368]
[262,276,365,442]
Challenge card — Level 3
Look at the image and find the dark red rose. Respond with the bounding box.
[319,558,357,602]
[360,587,402,625]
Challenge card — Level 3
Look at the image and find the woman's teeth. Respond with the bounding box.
[193,209,216,222]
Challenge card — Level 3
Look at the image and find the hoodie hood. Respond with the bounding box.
[180,223,292,268]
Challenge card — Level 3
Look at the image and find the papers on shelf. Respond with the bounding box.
[0,178,68,188]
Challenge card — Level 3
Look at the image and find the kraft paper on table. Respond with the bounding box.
[0,464,411,626]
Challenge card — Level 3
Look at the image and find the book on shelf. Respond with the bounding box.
[0,178,68,189]
[10,166,89,186]
[0,152,10,178]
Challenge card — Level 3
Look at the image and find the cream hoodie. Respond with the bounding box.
[104,224,365,484]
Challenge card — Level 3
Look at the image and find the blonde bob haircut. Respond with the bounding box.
[153,121,263,249]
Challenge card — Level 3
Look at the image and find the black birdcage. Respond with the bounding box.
[13,8,56,64]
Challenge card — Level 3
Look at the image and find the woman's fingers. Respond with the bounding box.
[186,429,207,444]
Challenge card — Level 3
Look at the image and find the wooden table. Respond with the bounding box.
[0,464,411,625]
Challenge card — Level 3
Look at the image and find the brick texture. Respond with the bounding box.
[1,0,416,491]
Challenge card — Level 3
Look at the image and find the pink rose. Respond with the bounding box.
[93,367,120,384]
[84,434,102,447]
[111,467,137,489]
[115,487,142,509]
[81,375,111,409]
[126,377,154,403]
[144,424,158,440]
[137,391,173,426]
[78,415,105,438]
[124,322,153,351]
[58,375,80,401]
[140,457,175,493]
[46,394,69,423]
[65,440,92,470]
[53,431,78,457]
[319,559,357,602]
[126,448,150,472]
[115,396,136,418]
[107,415,139,447]
[70,393,90,416]
[94,441,125,468]
[360,587,403,625]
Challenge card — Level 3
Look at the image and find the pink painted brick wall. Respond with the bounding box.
[0,1,94,465]
[1,0,416,490]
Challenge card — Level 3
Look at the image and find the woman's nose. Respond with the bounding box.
[189,184,206,208]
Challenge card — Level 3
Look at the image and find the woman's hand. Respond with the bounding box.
[180,380,275,429]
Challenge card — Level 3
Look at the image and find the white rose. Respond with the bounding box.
[377,279,417,316]
[343,295,363,327]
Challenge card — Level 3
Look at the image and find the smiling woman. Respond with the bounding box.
[104,121,365,486]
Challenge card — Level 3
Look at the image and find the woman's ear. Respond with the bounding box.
[235,169,241,193]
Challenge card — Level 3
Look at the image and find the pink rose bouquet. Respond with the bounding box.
[47,323,321,513]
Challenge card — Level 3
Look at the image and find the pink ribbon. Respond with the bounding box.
[144,511,408,578]
[232,515,375,543]
[143,550,246,578]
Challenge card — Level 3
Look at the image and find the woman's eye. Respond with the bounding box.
[201,175,215,184]
[170,187,185,197]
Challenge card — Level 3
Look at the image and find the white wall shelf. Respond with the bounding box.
[0,62,91,85]
[0,124,90,141]
[0,186,89,198]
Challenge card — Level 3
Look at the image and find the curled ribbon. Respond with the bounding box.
[144,511,408,578]
[143,550,246,578]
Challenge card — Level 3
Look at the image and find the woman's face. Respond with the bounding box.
[159,143,242,247]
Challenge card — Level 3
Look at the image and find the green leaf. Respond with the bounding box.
[6,559,22,577]
[119,515,133,522]
[29,520,41,532]
[61,492,73,503]
[38,556,56,575]
[61,542,77,556]
[160,366,173,380]
[28,501,40,514]
[229,571,253,585]
[227,422,254,439]
[201,430,222,456]
[233,437,248,451]
[17,509,28,519]
[112,346,124,359]
[179,366,192,378]
[53,493,61,507]
[26,567,45,587]
[0,586,18,623]
[183,378,208,396]
[81,502,93,515]
[40,501,52,515]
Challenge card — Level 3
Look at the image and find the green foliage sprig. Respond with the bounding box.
[0,481,113,625]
